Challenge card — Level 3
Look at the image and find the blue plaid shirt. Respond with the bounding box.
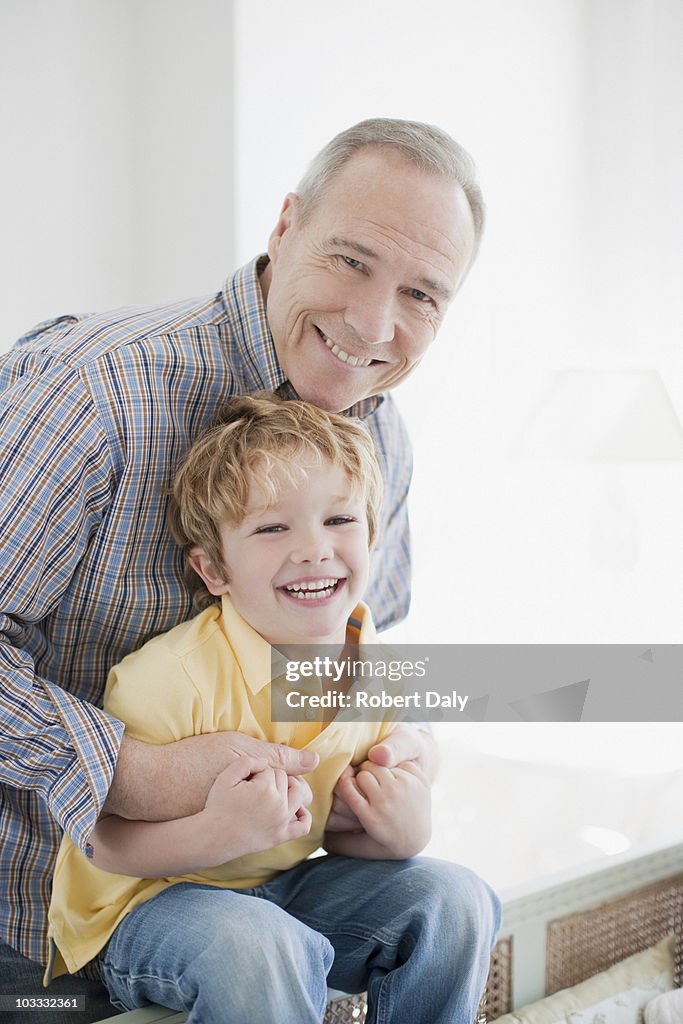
[0,256,412,964]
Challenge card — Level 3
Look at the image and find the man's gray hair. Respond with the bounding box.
[297,117,485,257]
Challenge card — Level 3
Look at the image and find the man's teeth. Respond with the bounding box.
[284,579,339,600]
[321,333,372,368]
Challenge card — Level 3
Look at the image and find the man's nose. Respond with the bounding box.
[343,288,396,345]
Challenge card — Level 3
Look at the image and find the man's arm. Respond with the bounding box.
[0,646,124,852]
[105,732,318,821]
[91,757,313,876]
[0,364,126,852]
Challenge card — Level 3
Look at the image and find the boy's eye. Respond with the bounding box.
[254,524,286,535]
[326,515,356,526]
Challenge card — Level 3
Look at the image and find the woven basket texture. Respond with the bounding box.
[546,872,683,995]
[324,994,367,1024]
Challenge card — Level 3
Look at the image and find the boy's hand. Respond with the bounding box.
[326,765,364,833]
[325,723,437,835]
[199,755,313,865]
[332,759,432,859]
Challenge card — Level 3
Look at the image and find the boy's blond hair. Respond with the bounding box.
[167,393,384,609]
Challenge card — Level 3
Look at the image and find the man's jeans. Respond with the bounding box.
[99,854,501,1024]
[0,943,119,1024]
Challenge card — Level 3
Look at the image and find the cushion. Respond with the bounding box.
[494,936,675,1024]
[644,988,683,1024]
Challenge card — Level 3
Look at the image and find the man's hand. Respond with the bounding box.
[366,724,438,779]
[326,758,431,860]
[105,732,319,822]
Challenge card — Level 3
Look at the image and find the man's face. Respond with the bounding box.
[261,148,476,413]
[191,461,371,647]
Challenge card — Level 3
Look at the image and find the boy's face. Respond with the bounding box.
[190,461,371,646]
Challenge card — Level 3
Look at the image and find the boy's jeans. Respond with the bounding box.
[99,854,501,1024]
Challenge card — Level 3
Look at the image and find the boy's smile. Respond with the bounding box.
[191,461,371,647]
[279,576,344,602]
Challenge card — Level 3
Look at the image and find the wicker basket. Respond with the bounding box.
[479,935,514,1021]
[546,872,683,994]
[324,992,367,1023]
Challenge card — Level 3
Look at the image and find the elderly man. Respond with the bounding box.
[0,118,498,1023]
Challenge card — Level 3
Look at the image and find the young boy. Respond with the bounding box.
[47,395,499,1024]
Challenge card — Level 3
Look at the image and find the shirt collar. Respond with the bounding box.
[217,595,378,695]
[222,255,385,421]
[221,255,285,394]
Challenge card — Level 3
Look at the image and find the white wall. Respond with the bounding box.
[233,0,683,645]
[0,0,234,344]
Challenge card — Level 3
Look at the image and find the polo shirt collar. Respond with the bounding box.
[218,595,378,695]
[222,256,385,421]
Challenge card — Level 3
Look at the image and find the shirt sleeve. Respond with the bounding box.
[363,394,413,631]
[104,637,203,744]
[0,361,124,851]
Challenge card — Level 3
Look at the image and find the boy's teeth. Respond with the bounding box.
[284,578,339,600]
[287,579,336,591]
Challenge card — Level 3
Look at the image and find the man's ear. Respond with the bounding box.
[188,547,230,596]
[267,193,301,264]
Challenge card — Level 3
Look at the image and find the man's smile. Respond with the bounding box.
[315,327,375,368]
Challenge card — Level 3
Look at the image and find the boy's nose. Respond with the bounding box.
[290,528,333,564]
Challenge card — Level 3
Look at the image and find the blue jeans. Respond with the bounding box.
[0,942,119,1024]
[99,855,501,1024]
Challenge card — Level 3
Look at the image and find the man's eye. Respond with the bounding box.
[408,288,430,302]
[341,255,362,270]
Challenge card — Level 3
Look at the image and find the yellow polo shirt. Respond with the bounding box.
[47,597,394,977]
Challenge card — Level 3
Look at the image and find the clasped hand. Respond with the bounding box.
[324,725,434,859]
[199,756,313,864]
[327,758,431,859]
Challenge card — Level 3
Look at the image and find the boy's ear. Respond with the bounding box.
[188,547,230,596]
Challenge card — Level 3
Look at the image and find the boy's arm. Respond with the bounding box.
[323,760,431,860]
[89,756,313,876]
